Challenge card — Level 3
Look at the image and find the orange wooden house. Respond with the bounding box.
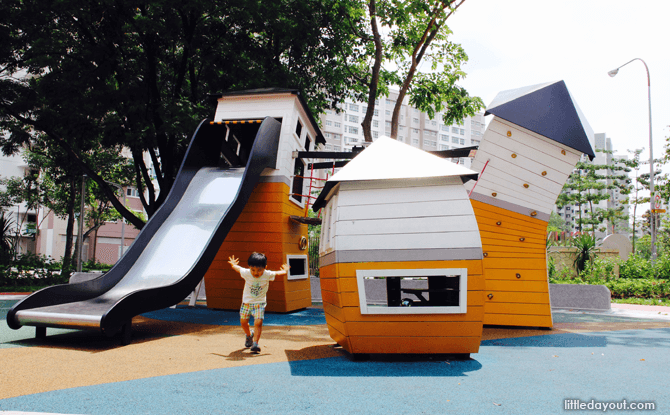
[312,137,484,356]
[464,81,596,328]
[202,89,324,313]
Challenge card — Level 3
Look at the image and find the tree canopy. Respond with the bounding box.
[0,0,359,227]
[341,0,483,142]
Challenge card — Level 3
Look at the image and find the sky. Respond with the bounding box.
[447,0,670,168]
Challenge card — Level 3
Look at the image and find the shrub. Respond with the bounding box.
[619,253,656,279]
[578,257,618,283]
[570,233,597,273]
[605,278,669,300]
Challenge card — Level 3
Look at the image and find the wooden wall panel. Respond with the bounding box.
[204,181,312,313]
[471,199,553,328]
[338,200,476,221]
[335,231,482,251]
[350,336,481,354]
[484,313,553,328]
[318,260,485,354]
[486,118,582,167]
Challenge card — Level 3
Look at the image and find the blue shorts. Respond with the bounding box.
[240,303,266,320]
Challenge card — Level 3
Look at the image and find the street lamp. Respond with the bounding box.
[608,58,656,260]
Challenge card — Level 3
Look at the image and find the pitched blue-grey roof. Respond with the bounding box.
[485,80,596,160]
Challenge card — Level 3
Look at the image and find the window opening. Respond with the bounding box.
[295,119,303,138]
[291,159,305,203]
[304,134,312,152]
[356,269,467,314]
[286,255,308,280]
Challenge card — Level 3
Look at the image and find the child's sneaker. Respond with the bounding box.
[245,330,254,348]
[250,342,261,353]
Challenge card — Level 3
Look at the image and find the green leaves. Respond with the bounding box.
[1,0,361,224]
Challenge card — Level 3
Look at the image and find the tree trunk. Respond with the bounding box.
[361,0,383,143]
[390,1,464,138]
[62,179,77,273]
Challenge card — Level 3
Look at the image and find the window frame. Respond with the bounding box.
[356,268,467,314]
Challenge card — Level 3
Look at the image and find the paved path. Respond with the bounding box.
[1,299,668,415]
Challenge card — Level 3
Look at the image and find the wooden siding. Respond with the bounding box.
[320,259,485,354]
[328,180,482,255]
[471,199,553,328]
[204,181,312,312]
[465,117,583,216]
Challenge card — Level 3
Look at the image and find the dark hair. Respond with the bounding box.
[247,252,267,268]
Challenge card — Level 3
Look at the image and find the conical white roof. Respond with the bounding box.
[312,137,477,211]
[328,136,478,182]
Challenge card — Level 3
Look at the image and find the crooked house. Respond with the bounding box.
[312,137,485,356]
[464,80,595,328]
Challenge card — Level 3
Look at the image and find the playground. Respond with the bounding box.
[1,294,669,414]
[3,86,667,413]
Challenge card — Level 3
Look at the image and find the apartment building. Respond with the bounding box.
[555,133,630,237]
[0,150,152,265]
[319,91,486,168]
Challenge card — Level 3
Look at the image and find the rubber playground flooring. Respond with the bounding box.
[1,299,669,415]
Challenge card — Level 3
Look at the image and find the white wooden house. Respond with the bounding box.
[313,137,485,355]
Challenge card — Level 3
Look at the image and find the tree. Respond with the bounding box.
[0,211,15,264]
[617,149,645,252]
[0,0,359,228]
[556,150,630,234]
[345,0,483,142]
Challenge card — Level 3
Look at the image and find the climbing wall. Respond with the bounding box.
[466,117,584,327]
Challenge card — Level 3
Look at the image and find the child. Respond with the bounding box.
[228,252,289,353]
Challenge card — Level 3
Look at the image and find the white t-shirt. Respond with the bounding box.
[240,268,277,304]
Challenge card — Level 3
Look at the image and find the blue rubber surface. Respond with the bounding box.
[141,305,327,326]
[1,328,667,415]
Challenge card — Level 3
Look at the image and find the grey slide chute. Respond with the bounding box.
[7,117,281,343]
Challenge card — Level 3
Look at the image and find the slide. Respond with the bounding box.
[6,117,281,343]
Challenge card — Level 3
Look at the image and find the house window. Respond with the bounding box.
[126,187,140,198]
[349,115,359,123]
[356,268,467,314]
[286,255,308,280]
[295,119,303,138]
[291,159,305,203]
[349,103,359,112]
[334,122,341,128]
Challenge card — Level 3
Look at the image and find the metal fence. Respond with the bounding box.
[308,223,320,277]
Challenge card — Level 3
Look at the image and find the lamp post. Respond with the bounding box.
[608,58,656,261]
